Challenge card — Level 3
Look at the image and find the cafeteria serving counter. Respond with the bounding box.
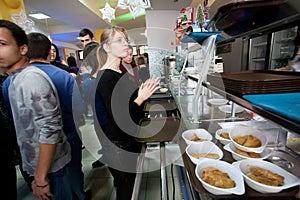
[167,77,300,200]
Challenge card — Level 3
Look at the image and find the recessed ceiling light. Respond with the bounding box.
[29,13,51,20]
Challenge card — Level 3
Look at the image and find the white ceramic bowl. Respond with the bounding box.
[195,159,245,195]
[182,129,213,145]
[215,128,231,145]
[186,141,223,164]
[233,159,300,193]
[229,125,268,153]
[224,143,272,161]
[208,98,228,106]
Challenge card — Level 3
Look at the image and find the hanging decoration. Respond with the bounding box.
[10,9,34,34]
[116,0,151,18]
[174,6,195,44]
[196,5,205,31]
[203,0,210,21]
[128,3,140,18]
[100,2,116,23]
[116,0,130,9]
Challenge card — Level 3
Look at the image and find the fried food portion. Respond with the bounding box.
[191,153,220,159]
[189,133,206,142]
[247,166,284,186]
[233,135,261,147]
[235,148,260,158]
[202,167,236,188]
[220,132,230,139]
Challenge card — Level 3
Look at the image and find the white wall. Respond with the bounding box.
[146,10,179,52]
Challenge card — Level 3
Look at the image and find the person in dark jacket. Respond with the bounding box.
[0,70,17,199]
[67,56,79,74]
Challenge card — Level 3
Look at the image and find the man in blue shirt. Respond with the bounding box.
[26,32,88,200]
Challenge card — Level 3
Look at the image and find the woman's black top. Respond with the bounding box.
[96,69,144,142]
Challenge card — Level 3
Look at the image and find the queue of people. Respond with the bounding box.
[0,20,155,200]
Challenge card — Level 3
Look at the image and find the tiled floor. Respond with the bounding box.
[17,118,184,200]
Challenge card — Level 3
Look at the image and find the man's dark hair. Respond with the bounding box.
[79,28,94,38]
[0,19,28,47]
[27,32,51,60]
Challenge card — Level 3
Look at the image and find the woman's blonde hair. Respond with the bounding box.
[97,26,128,70]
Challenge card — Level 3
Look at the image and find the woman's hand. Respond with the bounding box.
[134,78,160,106]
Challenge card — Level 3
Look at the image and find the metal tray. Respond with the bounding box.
[136,117,183,143]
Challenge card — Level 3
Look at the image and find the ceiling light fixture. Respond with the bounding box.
[29,13,51,20]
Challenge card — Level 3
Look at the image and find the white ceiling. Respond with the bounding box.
[24,0,194,48]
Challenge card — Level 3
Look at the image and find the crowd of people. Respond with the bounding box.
[0,19,155,200]
[1,19,300,200]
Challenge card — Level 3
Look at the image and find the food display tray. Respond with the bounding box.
[180,138,300,199]
[207,70,300,95]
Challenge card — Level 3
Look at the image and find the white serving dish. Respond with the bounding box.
[218,104,244,113]
[159,88,168,93]
[182,129,213,145]
[224,142,272,161]
[195,159,245,195]
[215,128,232,145]
[186,141,223,164]
[229,125,268,153]
[233,159,300,193]
[208,98,228,106]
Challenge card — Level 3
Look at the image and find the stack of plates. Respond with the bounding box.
[218,105,244,113]
[208,98,228,106]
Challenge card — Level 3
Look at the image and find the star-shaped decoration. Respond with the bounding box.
[100,2,115,23]
[10,9,35,33]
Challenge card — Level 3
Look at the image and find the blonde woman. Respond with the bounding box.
[95,26,159,200]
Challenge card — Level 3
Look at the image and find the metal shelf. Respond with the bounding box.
[202,81,300,134]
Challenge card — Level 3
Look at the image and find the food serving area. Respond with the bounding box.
[139,73,300,199]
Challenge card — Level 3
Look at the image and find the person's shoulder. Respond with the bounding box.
[14,66,50,82]
[34,63,70,75]
[97,69,120,80]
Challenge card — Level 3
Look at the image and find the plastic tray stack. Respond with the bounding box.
[207,70,300,95]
